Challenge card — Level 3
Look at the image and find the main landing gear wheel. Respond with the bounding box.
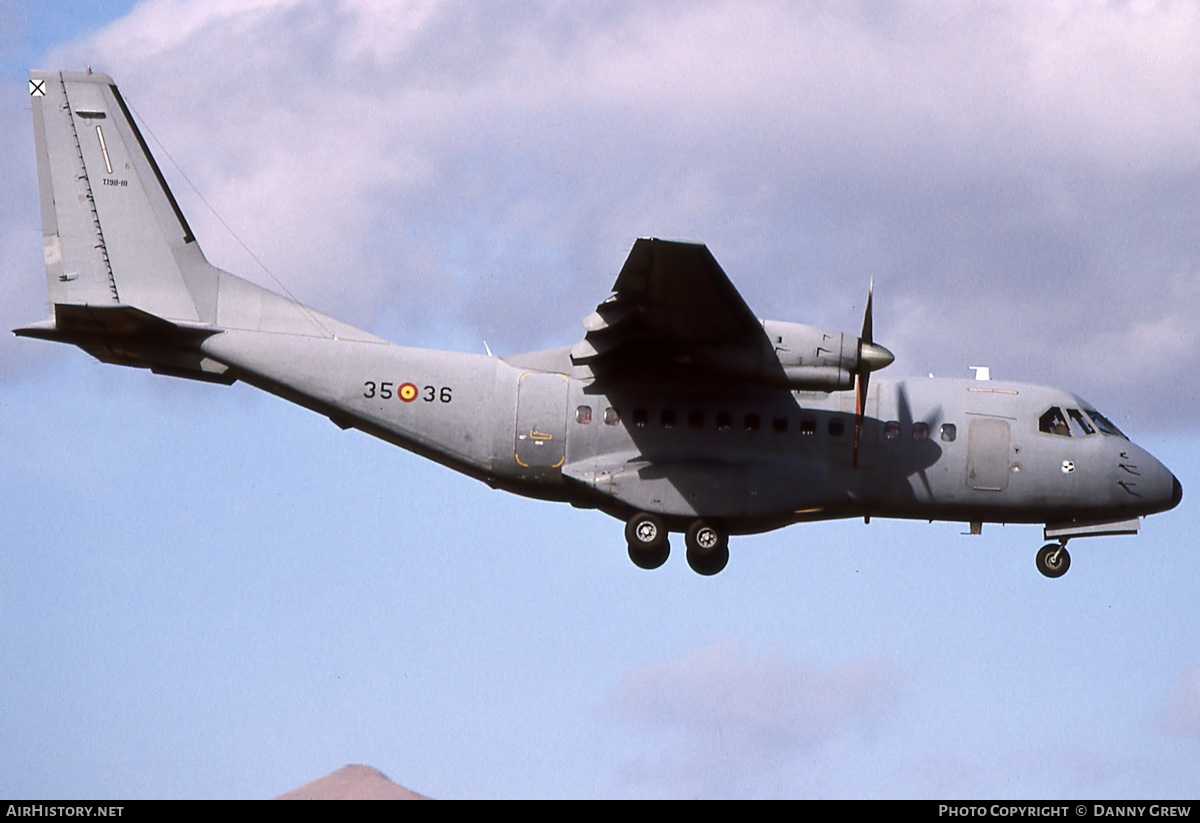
[685,520,729,576]
[1036,543,1071,578]
[626,512,669,570]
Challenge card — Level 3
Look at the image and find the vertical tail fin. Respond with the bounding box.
[19,70,381,375]
[29,69,212,322]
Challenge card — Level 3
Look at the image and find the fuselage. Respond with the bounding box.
[198,332,1180,537]
[532,367,1181,533]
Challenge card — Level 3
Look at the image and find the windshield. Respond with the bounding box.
[1039,406,1123,438]
[1085,408,1127,438]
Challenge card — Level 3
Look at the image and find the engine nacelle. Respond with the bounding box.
[570,306,893,392]
[762,320,858,390]
[701,320,893,392]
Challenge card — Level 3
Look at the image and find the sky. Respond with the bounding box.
[1,0,1199,799]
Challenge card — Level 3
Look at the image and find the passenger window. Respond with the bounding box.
[828,418,845,437]
[884,421,900,440]
[716,412,732,430]
[1067,408,1095,436]
[800,417,816,435]
[912,422,929,441]
[575,405,592,425]
[688,410,704,429]
[940,423,957,442]
[661,409,677,428]
[603,407,619,426]
[744,413,761,432]
[772,416,789,434]
[1039,407,1070,437]
[632,408,648,427]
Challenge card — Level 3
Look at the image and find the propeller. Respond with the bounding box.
[852,281,894,469]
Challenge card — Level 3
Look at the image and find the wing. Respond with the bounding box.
[570,238,771,371]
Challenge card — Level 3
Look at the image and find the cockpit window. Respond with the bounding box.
[1039,407,1070,436]
[1067,408,1095,436]
[1085,409,1127,438]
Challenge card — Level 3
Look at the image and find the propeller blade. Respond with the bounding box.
[853,281,878,470]
[853,370,868,469]
[861,280,874,343]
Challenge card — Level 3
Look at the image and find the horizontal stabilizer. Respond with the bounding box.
[16,303,233,383]
[16,303,213,343]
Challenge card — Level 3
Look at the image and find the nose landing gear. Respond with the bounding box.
[1036,541,1071,578]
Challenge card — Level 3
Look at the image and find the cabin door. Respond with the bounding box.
[514,372,569,473]
[966,417,1010,491]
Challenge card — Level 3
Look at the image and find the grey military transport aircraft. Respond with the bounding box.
[18,70,1182,577]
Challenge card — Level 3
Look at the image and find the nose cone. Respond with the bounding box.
[1142,451,1183,515]
[1119,442,1182,517]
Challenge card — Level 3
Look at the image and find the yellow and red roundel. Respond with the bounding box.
[399,382,418,402]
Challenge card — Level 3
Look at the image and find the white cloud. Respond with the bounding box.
[1161,665,1200,737]
[613,639,895,795]
[2,0,1195,422]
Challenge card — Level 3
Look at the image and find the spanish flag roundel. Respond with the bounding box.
[399,382,418,402]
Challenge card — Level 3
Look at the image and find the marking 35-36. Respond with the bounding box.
[363,381,452,403]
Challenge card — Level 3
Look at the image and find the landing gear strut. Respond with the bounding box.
[685,519,729,576]
[625,512,669,570]
[1036,541,1071,578]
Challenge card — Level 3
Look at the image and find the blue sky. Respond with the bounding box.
[2,1,1199,799]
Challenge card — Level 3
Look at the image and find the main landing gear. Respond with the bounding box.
[625,513,729,575]
[685,520,729,576]
[1035,541,1071,578]
[625,512,669,570]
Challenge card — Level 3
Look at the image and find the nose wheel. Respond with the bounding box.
[1036,542,1071,578]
